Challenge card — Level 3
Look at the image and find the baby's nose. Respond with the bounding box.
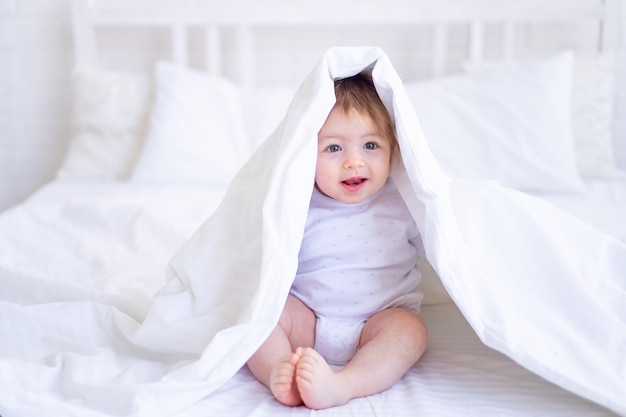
[343,152,365,169]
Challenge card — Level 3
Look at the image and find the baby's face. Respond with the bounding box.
[315,106,391,204]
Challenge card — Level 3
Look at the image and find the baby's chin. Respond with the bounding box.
[333,189,378,205]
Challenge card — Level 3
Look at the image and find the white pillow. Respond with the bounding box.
[464,52,618,178]
[242,86,295,150]
[57,67,152,180]
[405,51,584,192]
[131,62,250,185]
[571,53,617,177]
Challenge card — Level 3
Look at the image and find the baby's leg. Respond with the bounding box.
[295,307,427,409]
[247,295,315,406]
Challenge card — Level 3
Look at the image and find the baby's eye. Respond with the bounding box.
[364,142,378,150]
[326,144,342,153]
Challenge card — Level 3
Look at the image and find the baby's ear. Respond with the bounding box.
[390,138,400,158]
[390,150,402,169]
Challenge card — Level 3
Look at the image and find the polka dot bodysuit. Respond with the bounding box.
[291,178,424,365]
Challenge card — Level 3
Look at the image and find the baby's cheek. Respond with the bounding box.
[315,164,333,186]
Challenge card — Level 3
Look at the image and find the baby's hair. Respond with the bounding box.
[334,72,397,155]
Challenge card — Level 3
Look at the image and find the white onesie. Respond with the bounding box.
[291,178,424,365]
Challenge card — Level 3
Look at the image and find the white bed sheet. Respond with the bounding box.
[175,302,616,417]
[0,178,622,416]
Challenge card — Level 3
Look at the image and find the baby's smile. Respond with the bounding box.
[341,176,368,192]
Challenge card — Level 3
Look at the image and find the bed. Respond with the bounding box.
[1,0,625,416]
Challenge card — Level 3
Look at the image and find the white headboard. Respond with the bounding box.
[72,0,623,85]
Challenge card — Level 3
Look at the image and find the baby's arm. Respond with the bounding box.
[409,223,427,259]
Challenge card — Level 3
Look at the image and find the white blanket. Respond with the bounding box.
[1,47,624,417]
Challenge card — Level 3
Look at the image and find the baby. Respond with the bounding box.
[247,72,428,409]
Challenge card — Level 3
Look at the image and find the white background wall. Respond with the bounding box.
[1,0,74,211]
[1,0,626,211]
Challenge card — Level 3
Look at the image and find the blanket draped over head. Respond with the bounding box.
[1,47,625,417]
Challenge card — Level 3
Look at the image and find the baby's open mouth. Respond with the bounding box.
[342,177,368,190]
[343,177,366,185]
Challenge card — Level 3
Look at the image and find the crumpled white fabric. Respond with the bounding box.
[1,47,624,417]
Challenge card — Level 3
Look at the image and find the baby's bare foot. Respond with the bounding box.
[270,353,303,406]
[295,347,350,409]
